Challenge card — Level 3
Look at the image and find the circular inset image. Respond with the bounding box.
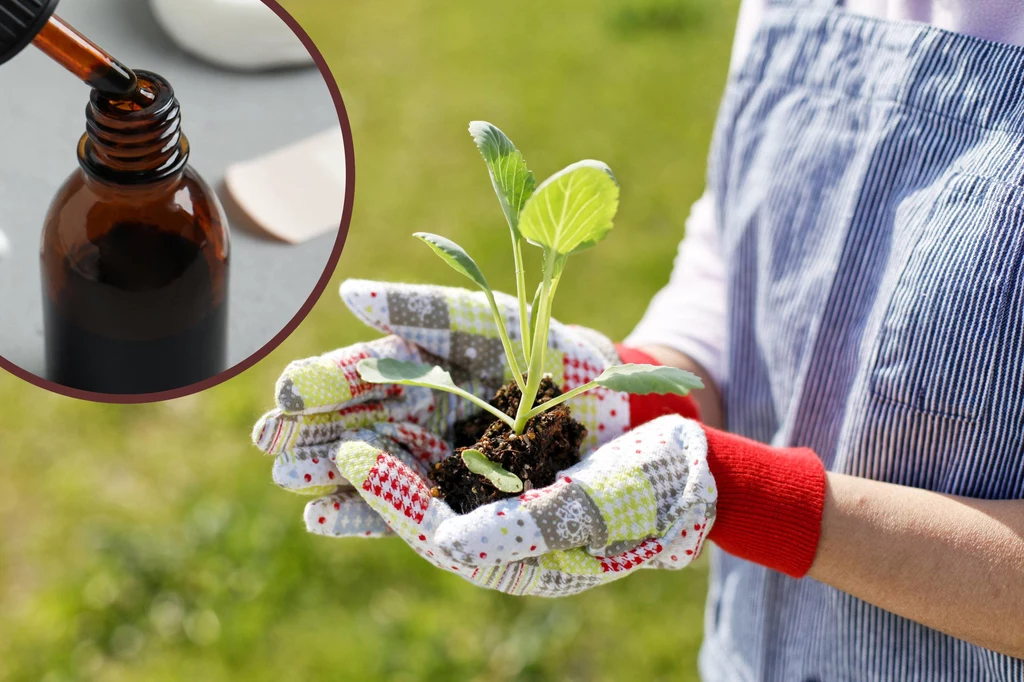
[0,0,352,402]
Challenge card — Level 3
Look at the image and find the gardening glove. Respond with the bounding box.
[331,414,715,596]
[253,278,655,538]
[429,414,839,590]
[431,414,715,563]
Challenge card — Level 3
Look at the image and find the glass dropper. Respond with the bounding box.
[31,14,153,105]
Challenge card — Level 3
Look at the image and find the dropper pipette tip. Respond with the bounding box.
[31,13,142,99]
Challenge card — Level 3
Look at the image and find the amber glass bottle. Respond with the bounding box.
[41,71,229,394]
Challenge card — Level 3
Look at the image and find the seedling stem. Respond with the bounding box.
[357,121,704,486]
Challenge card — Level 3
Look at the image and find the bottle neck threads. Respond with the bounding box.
[79,70,189,185]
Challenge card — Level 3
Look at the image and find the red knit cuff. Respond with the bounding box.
[615,345,702,424]
[703,428,826,578]
[615,345,824,576]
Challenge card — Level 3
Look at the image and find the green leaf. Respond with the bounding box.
[413,232,490,291]
[518,160,620,256]
[357,358,458,391]
[461,449,524,493]
[593,364,704,395]
[358,359,517,429]
[469,121,535,236]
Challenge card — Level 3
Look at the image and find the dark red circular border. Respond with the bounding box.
[0,0,355,404]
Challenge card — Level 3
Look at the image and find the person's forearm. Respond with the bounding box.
[809,474,1024,658]
[635,344,1024,657]
[635,344,724,429]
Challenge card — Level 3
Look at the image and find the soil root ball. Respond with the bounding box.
[432,376,587,514]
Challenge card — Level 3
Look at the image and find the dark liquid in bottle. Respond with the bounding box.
[44,224,227,394]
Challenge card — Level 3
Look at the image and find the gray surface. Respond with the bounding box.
[0,0,343,377]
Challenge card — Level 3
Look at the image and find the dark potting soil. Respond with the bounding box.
[450,377,563,449]
[431,376,587,514]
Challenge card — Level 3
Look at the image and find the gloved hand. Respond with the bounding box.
[332,414,715,596]
[255,278,826,589]
[253,278,656,537]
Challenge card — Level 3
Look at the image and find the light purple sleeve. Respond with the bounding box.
[735,0,1024,51]
[845,0,1024,46]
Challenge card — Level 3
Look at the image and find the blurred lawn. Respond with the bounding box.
[0,1,739,680]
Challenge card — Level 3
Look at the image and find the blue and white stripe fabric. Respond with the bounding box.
[700,1,1024,680]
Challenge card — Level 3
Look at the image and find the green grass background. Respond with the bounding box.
[0,1,740,679]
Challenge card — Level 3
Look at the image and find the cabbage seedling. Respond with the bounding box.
[357,122,702,501]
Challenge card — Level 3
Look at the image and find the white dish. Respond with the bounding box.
[149,0,315,71]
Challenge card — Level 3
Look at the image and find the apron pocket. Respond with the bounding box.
[870,174,1024,421]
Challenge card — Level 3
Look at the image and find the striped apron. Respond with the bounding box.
[702,1,1024,680]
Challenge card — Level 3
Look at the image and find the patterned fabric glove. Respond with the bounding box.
[253,279,651,539]
[333,415,716,596]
